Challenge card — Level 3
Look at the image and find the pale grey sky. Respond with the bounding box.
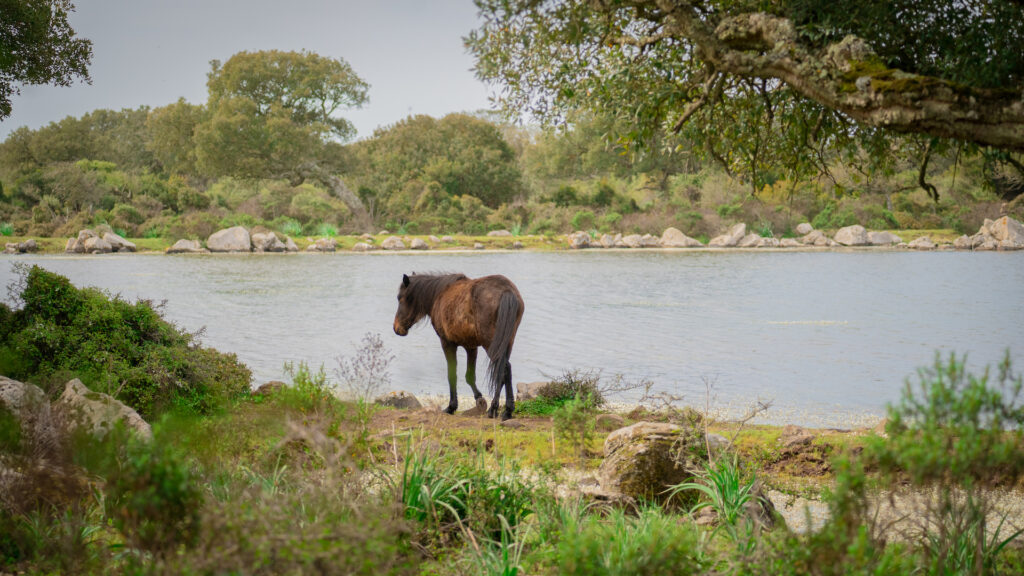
[0,0,493,140]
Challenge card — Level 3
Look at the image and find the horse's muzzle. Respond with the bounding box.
[393,320,407,336]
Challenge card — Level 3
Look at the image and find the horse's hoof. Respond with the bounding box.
[475,396,488,411]
[487,407,498,419]
[443,405,457,415]
[500,411,513,422]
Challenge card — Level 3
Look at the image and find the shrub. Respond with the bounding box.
[0,222,13,236]
[551,185,579,207]
[0,265,250,418]
[571,209,595,231]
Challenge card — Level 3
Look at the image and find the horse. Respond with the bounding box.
[392,273,524,420]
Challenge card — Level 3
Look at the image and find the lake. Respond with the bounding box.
[2,249,1022,427]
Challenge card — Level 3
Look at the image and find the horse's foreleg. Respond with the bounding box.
[465,347,483,401]
[443,343,458,414]
[501,360,514,421]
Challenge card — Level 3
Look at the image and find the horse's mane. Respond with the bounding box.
[406,272,467,315]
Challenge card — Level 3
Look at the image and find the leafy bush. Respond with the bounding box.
[105,435,203,554]
[571,209,595,231]
[0,265,250,417]
[0,222,12,236]
[551,185,579,207]
[553,393,598,460]
[538,369,605,407]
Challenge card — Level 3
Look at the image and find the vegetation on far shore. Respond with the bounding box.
[2,269,1023,575]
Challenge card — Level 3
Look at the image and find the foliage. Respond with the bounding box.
[104,433,203,555]
[552,393,598,461]
[668,456,757,543]
[195,50,368,181]
[334,331,394,400]
[0,0,92,119]
[556,507,703,575]
[0,265,250,417]
[537,369,605,407]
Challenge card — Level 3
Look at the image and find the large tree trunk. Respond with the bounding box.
[295,162,372,231]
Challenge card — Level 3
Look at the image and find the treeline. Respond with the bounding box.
[0,51,1017,242]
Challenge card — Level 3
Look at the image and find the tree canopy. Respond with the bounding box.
[0,0,92,119]
[193,50,371,225]
[467,0,1024,192]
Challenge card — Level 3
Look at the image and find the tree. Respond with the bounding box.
[193,50,371,225]
[348,113,522,217]
[467,0,1024,194]
[0,0,92,119]
[146,98,203,176]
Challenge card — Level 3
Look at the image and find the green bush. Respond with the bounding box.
[571,209,596,231]
[0,265,250,418]
[552,185,579,207]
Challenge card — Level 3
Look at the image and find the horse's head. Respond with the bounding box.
[393,274,422,336]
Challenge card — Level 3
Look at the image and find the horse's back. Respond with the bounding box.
[431,274,522,348]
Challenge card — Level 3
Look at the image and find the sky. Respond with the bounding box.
[0,0,494,141]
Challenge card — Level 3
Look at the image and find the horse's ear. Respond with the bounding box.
[402,274,410,287]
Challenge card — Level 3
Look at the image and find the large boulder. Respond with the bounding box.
[251,231,287,252]
[737,233,761,248]
[709,223,746,247]
[207,226,251,252]
[381,236,406,250]
[780,238,803,248]
[568,231,591,249]
[795,222,814,235]
[987,216,1024,249]
[283,236,299,252]
[599,233,617,248]
[53,379,151,441]
[619,234,643,248]
[0,376,59,458]
[4,239,39,254]
[83,236,113,254]
[868,231,902,246]
[351,242,373,252]
[756,237,781,248]
[597,422,704,505]
[908,236,936,250]
[834,225,869,246]
[661,227,703,248]
[166,239,207,254]
[306,237,337,252]
[487,229,512,237]
[65,229,97,253]
[639,234,661,248]
[103,231,136,252]
[800,229,832,246]
[410,238,429,250]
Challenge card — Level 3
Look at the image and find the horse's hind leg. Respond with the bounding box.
[501,360,514,421]
[442,342,459,414]
[465,347,484,401]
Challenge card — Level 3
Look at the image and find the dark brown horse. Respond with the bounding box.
[393,273,524,420]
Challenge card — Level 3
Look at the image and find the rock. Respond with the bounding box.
[737,233,761,248]
[103,232,136,252]
[597,422,704,505]
[780,238,802,248]
[375,391,422,410]
[473,242,485,250]
[953,235,975,250]
[599,233,616,248]
[867,231,902,246]
[283,236,299,252]
[207,226,252,252]
[834,225,869,246]
[619,234,643,248]
[746,481,778,530]
[65,229,96,253]
[378,230,390,235]
[83,236,113,254]
[428,235,441,244]
[4,239,39,254]
[988,216,1024,249]
[53,379,151,441]
[595,413,627,432]
[800,230,830,246]
[661,227,703,247]
[487,229,512,237]
[908,236,936,250]
[441,235,455,243]
[410,238,429,250]
[166,239,207,254]
[315,237,337,252]
[709,223,747,247]
[516,381,548,401]
[253,381,286,397]
[568,231,591,249]
[639,234,661,247]
[757,237,781,248]
[352,242,373,252]
[251,231,287,252]
[501,419,525,429]
[795,223,814,235]
[779,425,814,449]
[382,236,406,250]
[0,376,59,458]
[512,240,524,249]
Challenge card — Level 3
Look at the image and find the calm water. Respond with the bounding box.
[3,250,1022,426]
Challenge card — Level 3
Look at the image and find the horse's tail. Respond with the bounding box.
[486,290,520,396]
